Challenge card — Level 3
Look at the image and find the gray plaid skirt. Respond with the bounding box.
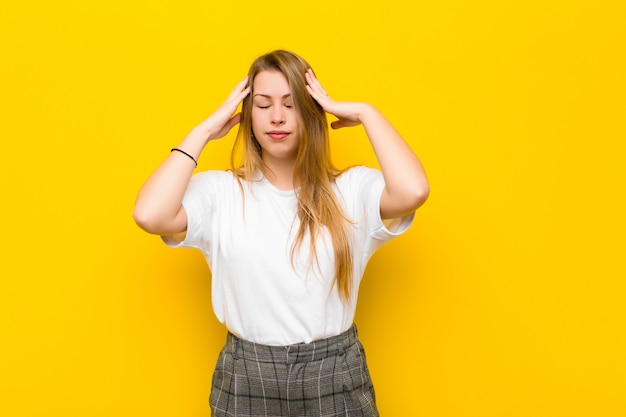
[210,324,379,417]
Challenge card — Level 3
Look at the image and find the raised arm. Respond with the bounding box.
[133,77,250,238]
[305,70,429,219]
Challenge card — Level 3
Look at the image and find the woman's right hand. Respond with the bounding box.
[134,76,250,236]
[194,76,251,141]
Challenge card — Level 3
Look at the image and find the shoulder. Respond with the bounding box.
[183,170,240,203]
[335,165,383,188]
[333,166,385,210]
[187,170,238,190]
[191,169,236,183]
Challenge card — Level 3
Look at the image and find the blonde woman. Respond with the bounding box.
[134,50,429,416]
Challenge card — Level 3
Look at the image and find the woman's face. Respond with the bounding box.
[251,70,300,164]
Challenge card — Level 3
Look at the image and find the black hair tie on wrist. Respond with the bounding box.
[171,148,198,167]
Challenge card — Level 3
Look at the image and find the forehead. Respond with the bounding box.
[253,70,290,95]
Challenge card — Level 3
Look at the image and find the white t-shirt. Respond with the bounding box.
[167,166,414,345]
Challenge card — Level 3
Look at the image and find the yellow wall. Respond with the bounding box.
[2,0,625,415]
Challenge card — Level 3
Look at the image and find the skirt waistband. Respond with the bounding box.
[225,324,360,364]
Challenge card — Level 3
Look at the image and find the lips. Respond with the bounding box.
[267,131,289,140]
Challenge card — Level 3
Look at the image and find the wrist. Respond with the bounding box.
[356,103,376,123]
[189,124,215,144]
[171,148,198,167]
[194,123,214,140]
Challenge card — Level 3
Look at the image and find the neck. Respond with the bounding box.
[262,156,295,191]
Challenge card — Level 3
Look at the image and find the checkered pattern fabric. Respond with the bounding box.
[210,324,379,417]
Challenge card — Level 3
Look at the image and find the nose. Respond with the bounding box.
[270,105,285,125]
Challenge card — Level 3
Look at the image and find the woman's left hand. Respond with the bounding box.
[305,69,365,130]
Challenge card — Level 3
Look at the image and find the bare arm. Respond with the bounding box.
[305,70,429,219]
[133,77,250,239]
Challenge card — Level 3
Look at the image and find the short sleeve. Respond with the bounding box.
[162,171,221,250]
[336,166,415,256]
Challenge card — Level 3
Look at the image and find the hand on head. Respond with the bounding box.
[305,69,364,130]
[198,76,251,141]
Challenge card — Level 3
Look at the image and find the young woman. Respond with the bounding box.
[134,50,429,416]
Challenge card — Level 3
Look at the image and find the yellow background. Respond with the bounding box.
[1,0,625,415]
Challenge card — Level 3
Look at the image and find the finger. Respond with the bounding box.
[306,83,329,101]
[306,85,330,110]
[307,72,328,97]
[214,113,242,139]
[226,85,250,112]
[331,119,360,130]
[236,86,251,102]
[227,76,250,100]
[225,112,242,131]
[305,70,328,97]
[330,120,345,129]
[305,84,319,100]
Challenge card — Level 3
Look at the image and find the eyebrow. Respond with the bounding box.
[253,93,292,99]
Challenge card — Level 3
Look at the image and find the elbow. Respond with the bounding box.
[419,182,430,205]
[410,183,430,210]
[400,177,430,211]
[134,203,185,235]
[383,182,430,219]
[133,205,163,235]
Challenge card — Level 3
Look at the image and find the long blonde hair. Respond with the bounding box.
[231,50,354,303]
